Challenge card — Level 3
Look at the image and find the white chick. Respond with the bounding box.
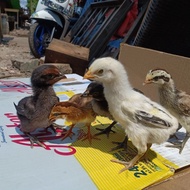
[84,57,179,173]
[144,68,190,153]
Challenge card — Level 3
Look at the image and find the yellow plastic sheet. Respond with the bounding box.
[72,117,178,190]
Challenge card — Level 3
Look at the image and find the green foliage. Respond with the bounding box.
[27,0,38,14]
[10,0,20,9]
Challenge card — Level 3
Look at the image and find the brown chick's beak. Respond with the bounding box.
[83,71,95,80]
[49,115,56,122]
[55,73,67,81]
[58,74,67,80]
[51,74,67,85]
[49,111,57,122]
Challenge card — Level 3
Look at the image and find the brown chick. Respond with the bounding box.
[14,64,66,148]
[49,93,99,144]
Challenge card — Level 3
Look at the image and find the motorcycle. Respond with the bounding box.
[28,0,84,58]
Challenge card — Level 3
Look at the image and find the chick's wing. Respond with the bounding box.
[176,91,190,116]
[134,110,172,128]
[50,101,78,116]
[121,98,172,129]
[14,96,36,120]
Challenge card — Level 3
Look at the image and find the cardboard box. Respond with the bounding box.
[119,43,190,189]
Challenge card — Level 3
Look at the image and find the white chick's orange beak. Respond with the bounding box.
[83,70,95,80]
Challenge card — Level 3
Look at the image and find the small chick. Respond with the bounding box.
[144,69,190,153]
[82,81,129,151]
[49,93,99,144]
[84,57,179,173]
[82,82,144,151]
[82,81,117,136]
[14,64,66,148]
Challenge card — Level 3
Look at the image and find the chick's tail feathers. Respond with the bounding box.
[13,102,19,112]
[13,102,25,116]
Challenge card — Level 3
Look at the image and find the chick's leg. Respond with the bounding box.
[180,133,190,153]
[61,124,75,140]
[139,143,152,162]
[167,132,190,154]
[169,124,182,140]
[95,121,116,138]
[25,132,46,149]
[82,124,100,145]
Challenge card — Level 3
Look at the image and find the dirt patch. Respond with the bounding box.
[0,29,35,78]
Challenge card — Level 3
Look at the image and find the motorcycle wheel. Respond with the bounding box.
[28,22,62,58]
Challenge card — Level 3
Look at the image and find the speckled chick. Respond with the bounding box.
[144,68,190,153]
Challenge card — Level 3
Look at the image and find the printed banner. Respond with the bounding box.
[0,74,189,190]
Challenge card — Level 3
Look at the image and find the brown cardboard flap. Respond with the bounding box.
[119,43,190,102]
[145,166,190,190]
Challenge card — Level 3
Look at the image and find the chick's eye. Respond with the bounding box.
[98,69,103,75]
[154,76,159,81]
[42,74,55,80]
[48,74,55,79]
[53,113,60,116]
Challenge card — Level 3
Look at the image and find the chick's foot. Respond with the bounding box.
[46,124,56,133]
[111,159,134,173]
[25,132,46,149]
[110,136,128,152]
[61,126,75,140]
[166,142,186,154]
[166,133,190,154]
[95,121,116,138]
[111,153,144,173]
[166,143,184,154]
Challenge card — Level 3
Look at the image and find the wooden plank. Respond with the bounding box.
[0,7,3,42]
[45,39,89,76]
